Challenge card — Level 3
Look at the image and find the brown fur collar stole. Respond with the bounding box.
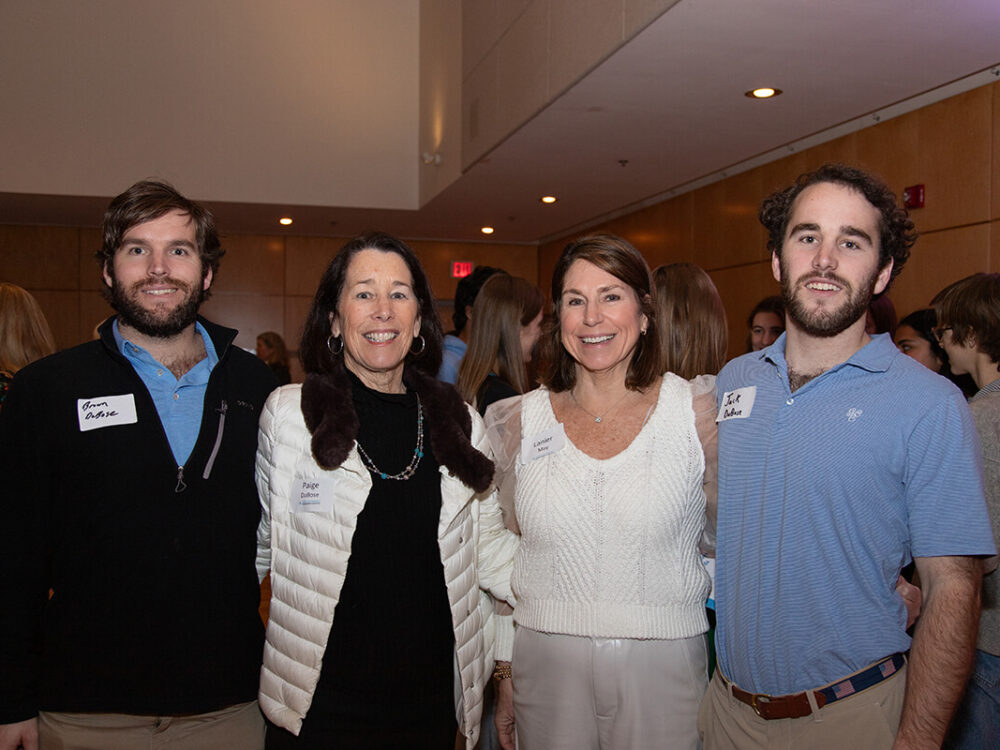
[300,364,495,493]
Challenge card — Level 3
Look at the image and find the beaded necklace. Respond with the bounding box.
[356,393,425,480]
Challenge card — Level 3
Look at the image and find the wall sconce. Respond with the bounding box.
[422,152,442,165]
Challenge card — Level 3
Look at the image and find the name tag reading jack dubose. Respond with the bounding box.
[716,386,756,422]
[77,394,138,432]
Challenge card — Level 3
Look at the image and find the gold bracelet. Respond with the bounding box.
[493,663,512,681]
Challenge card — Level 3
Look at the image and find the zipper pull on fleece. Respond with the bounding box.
[175,465,187,493]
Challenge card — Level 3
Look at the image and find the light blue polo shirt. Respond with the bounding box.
[113,319,218,466]
[715,333,995,695]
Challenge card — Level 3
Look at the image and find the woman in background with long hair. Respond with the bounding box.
[652,263,728,379]
[0,282,56,410]
[456,273,544,415]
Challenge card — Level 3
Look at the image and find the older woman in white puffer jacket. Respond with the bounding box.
[254,233,518,750]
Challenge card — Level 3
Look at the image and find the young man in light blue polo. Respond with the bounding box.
[700,164,996,750]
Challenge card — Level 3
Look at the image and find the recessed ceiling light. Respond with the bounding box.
[278,217,293,226]
[745,87,782,99]
[481,226,495,235]
[540,195,557,204]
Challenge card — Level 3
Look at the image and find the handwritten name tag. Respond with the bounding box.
[716,386,756,422]
[290,476,334,514]
[521,423,566,463]
[77,394,138,432]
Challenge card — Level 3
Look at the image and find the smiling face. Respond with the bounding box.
[750,310,784,351]
[893,324,942,372]
[102,209,211,339]
[773,182,892,339]
[330,248,421,393]
[559,259,647,380]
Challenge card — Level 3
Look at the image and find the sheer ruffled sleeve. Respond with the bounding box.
[483,394,524,535]
[690,374,718,556]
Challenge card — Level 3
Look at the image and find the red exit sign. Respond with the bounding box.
[452,261,473,278]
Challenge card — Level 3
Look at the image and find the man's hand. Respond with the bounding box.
[0,718,39,750]
[494,667,515,750]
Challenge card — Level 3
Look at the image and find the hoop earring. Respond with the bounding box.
[410,335,426,356]
[327,335,344,355]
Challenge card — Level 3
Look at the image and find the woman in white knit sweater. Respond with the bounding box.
[486,234,715,750]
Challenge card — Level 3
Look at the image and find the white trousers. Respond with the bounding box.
[513,627,708,750]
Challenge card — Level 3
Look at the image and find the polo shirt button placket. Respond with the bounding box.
[786,398,794,405]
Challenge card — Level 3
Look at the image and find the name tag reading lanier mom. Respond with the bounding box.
[521,423,567,464]
[290,476,334,514]
[77,394,138,432]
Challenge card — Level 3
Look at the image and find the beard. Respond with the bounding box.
[780,257,881,338]
[109,274,205,338]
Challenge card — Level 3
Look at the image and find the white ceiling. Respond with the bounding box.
[2,0,999,244]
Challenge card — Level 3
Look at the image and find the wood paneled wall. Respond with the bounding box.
[540,81,1000,361]
[0,227,536,383]
[5,81,999,373]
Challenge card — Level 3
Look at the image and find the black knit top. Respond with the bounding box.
[307,372,455,730]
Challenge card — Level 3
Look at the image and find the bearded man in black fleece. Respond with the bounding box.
[0,180,277,750]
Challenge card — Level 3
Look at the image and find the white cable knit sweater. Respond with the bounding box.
[510,374,710,640]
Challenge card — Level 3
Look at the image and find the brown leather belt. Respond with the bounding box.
[724,653,906,721]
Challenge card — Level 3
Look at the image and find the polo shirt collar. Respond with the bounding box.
[761,331,898,377]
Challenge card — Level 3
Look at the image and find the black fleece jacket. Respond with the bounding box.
[0,317,278,723]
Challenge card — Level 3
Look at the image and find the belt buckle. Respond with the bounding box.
[750,693,771,718]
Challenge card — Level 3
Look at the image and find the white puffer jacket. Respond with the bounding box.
[255,383,517,746]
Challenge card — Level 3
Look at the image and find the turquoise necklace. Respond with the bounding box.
[356,393,425,480]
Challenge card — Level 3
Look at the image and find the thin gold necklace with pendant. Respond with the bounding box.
[569,387,630,423]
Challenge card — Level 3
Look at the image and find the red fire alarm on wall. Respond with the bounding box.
[452,261,473,279]
[902,184,925,209]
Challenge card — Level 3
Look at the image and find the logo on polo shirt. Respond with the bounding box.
[846,407,863,422]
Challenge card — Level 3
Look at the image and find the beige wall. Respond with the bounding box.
[0,228,537,383]
[461,0,681,168]
[540,81,1000,361]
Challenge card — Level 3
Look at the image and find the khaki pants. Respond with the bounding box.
[39,700,265,750]
[513,627,707,750]
[698,662,906,750]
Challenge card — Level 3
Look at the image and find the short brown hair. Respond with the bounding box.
[653,263,728,379]
[933,273,1000,364]
[540,234,660,392]
[96,180,223,297]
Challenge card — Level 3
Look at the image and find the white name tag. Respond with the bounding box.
[290,476,334,514]
[521,423,566,463]
[716,386,756,422]
[77,394,138,432]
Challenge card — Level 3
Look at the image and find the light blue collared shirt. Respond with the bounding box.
[113,319,219,466]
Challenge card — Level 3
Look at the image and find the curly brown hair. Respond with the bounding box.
[759,164,916,285]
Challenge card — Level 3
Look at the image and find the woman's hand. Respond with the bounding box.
[494,662,515,750]
[896,574,922,628]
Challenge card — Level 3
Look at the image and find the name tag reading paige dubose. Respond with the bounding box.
[716,386,756,422]
[77,395,138,432]
[290,476,334,514]
[521,423,567,463]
